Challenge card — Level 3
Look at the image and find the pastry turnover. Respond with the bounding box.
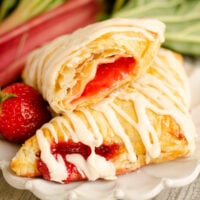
[22,18,165,113]
[11,48,196,183]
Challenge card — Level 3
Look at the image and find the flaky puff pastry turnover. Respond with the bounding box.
[11,48,196,184]
[22,18,165,114]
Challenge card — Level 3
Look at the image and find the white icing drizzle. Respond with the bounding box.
[66,148,116,181]
[67,112,101,147]
[36,130,68,182]
[79,108,103,147]
[42,123,59,143]
[93,103,137,162]
[35,48,195,183]
[23,18,165,114]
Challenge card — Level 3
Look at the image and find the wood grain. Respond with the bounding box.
[152,174,200,200]
[0,171,39,200]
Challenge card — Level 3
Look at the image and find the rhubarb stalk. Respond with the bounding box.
[0,0,100,87]
[0,0,68,34]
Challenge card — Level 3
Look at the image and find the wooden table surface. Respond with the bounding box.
[1,170,200,200]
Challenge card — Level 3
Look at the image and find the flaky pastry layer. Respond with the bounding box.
[23,18,165,114]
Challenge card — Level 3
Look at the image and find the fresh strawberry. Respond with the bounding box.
[0,83,52,143]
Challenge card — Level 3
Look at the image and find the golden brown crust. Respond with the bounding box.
[11,111,189,178]
[11,136,40,177]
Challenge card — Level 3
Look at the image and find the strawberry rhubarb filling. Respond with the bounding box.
[37,140,120,183]
[75,57,136,101]
[36,57,136,183]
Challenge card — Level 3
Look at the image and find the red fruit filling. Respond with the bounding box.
[76,57,136,100]
[37,140,119,183]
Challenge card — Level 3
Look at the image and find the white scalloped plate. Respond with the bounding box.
[0,58,200,200]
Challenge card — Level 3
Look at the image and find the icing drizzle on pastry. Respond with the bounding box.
[23,18,165,113]
[36,49,196,183]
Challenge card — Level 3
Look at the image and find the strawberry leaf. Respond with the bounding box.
[0,91,16,104]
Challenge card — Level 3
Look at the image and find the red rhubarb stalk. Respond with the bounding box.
[0,0,100,87]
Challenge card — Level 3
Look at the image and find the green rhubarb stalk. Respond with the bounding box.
[110,0,200,57]
[0,0,19,22]
[0,0,67,34]
[0,91,16,106]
